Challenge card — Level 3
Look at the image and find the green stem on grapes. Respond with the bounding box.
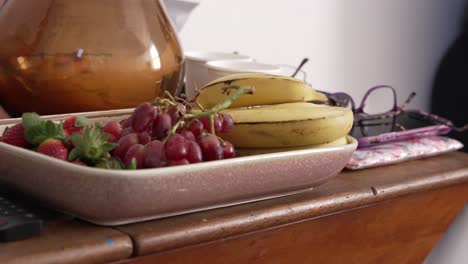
[216,135,225,144]
[154,98,177,110]
[185,119,194,129]
[162,119,184,144]
[165,90,176,102]
[209,114,215,134]
[183,86,253,120]
[211,86,254,112]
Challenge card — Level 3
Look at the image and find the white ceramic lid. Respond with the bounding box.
[185,51,251,62]
[206,60,281,74]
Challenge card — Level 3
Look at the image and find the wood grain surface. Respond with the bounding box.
[117,183,468,264]
[0,219,133,264]
[116,152,468,256]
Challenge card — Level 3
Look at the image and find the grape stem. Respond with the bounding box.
[154,98,177,109]
[161,85,254,142]
[184,86,254,119]
[165,90,176,102]
[209,114,215,134]
[162,119,184,144]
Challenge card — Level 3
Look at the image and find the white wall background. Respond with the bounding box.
[178,0,466,113]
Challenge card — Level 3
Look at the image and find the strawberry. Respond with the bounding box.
[37,139,68,160]
[1,123,31,148]
[63,116,88,136]
[103,121,123,143]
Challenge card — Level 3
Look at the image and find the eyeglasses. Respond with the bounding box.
[289,58,414,121]
[320,85,416,122]
[289,58,467,135]
[323,86,467,135]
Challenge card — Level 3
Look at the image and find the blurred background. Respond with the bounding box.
[175,0,466,114]
[1,0,467,138]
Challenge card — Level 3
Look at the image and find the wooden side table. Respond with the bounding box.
[0,219,132,264]
[0,152,467,264]
[116,152,468,264]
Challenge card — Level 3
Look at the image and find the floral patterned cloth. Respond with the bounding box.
[346,136,463,170]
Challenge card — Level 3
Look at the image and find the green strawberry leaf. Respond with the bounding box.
[69,148,79,161]
[44,120,56,135]
[102,142,118,153]
[22,113,42,130]
[75,116,89,128]
[70,125,117,165]
[24,125,48,145]
[22,113,66,146]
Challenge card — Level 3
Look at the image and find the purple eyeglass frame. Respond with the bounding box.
[318,86,467,133]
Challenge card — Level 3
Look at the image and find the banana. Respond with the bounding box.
[236,136,348,156]
[196,73,327,109]
[220,102,353,148]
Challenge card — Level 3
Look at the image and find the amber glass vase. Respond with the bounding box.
[0,0,184,116]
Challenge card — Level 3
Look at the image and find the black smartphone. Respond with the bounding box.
[351,111,451,147]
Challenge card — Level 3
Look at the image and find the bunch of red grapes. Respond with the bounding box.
[104,102,236,168]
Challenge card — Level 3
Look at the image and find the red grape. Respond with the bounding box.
[198,134,223,161]
[188,119,204,136]
[131,102,157,132]
[199,115,222,133]
[138,132,151,145]
[120,116,132,128]
[144,140,166,168]
[186,140,202,163]
[200,117,210,131]
[181,131,195,142]
[103,121,123,142]
[152,113,172,140]
[165,134,188,161]
[221,114,234,133]
[168,103,186,125]
[113,133,139,159]
[213,115,223,133]
[169,159,190,166]
[121,126,135,138]
[175,121,186,133]
[222,141,236,159]
[123,144,146,168]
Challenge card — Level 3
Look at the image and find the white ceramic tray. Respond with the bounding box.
[0,111,357,226]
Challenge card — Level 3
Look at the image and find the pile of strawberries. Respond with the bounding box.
[0,114,120,166]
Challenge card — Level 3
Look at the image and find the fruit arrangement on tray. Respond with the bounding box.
[0,73,354,170]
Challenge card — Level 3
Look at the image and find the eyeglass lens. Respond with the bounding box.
[360,86,397,115]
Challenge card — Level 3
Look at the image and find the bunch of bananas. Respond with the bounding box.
[196,73,353,156]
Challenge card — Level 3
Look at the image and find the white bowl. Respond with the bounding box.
[206,60,283,82]
[185,51,251,62]
[184,51,252,100]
